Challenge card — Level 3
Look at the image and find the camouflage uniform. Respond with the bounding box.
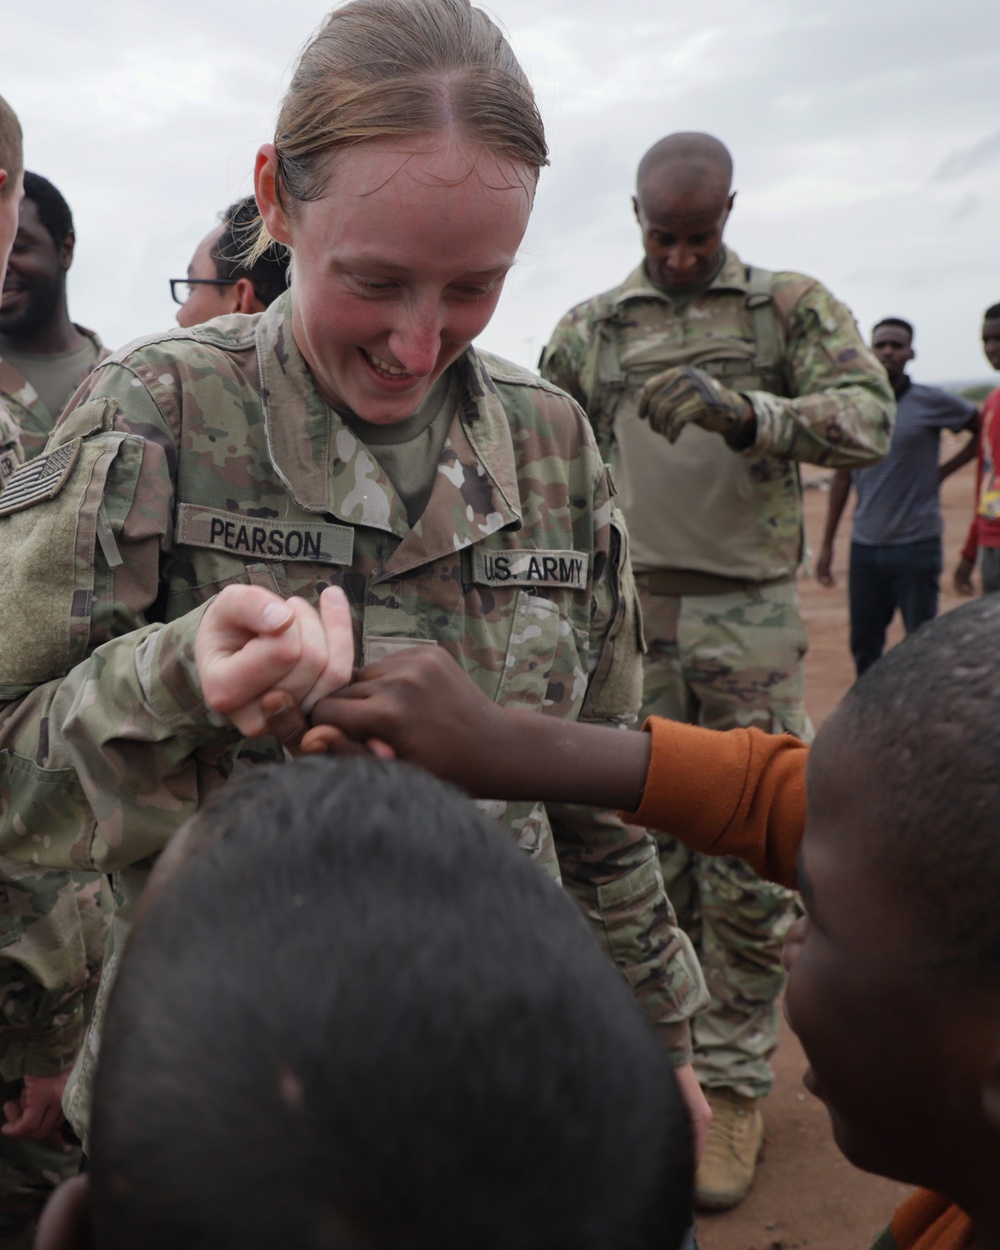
[0,396,110,1248]
[0,292,706,1146]
[0,322,111,1202]
[540,247,893,1097]
[0,325,109,461]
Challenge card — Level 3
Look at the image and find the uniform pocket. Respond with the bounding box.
[493,590,563,710]
[582,509,644,721]
[0,429,133,698]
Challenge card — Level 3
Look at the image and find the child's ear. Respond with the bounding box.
[34,1174,94,1250]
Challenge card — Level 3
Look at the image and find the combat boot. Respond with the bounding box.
[694,1087,764,1211]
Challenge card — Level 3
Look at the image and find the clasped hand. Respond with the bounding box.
[637,363,752,444]
[195,584,355,738]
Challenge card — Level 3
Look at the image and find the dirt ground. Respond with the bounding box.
[697,446,977,1250]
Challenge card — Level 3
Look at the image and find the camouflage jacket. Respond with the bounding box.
[0,394,110,1083]
[0,325,110,461]
[0,398,22,490]
[539,248,894,580]
[0,293,706,1137]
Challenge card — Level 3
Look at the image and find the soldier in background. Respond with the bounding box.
[0,101,108,1250]
[0,99,24,489]
[540,130,893,1212]
[172,195,290,329]
[0,172,109,460]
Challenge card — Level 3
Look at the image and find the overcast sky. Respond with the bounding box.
[5,0,998,385]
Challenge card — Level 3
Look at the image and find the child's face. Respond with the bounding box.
[983,318,1000,372]
[782,713,966,1190]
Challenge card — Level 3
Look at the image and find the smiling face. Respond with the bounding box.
[782,711,998,1193]
[255,136,533,425]
[0,195,70,337]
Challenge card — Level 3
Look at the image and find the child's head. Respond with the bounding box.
[784,597,1000,1210]
[0,94,24,283]
[42,757,691,1250]
[983,302,1000,373]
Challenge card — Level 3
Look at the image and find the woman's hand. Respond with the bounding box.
[196,584,354,736]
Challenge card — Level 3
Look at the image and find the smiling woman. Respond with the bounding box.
[0,0,706,1216]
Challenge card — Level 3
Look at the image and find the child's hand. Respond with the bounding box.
[303,646,512,794]
[954,555,976,597]
[261,689,396,761]
[196,585,353,737]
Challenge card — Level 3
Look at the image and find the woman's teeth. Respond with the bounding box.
[367,351,409,377]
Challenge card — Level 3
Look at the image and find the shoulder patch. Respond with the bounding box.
[0,440,82,516]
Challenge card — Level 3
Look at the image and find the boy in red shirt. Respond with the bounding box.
[955,302,1000,596]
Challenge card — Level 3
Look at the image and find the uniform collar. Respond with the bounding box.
[613,245,749,307]
[256,292,522,573]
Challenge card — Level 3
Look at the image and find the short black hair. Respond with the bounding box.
[984,303,1000,323]
[835,598,1000,979]
[873,317,914,343]
[90,757,692,1250]
[213,195,289,307]
[22,171,73,247]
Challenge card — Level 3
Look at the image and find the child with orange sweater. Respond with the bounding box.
[290,595,1000,1250]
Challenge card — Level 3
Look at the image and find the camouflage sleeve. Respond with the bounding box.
[744,276,895,468]
[537,308,594,410]
[548,457,708,1063]
[0,363,240,877]
[0,397,24,490]
[0,859,110,1078]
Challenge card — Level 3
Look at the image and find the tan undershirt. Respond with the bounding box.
[1,337,100,417]
[341,371,458,525]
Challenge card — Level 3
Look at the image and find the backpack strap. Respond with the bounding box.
[579,293,629,459]
[745,266,787,397]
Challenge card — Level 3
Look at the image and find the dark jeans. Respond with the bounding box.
[849,538,942,676]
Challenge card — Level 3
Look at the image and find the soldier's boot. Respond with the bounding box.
[694,1087,764,1211]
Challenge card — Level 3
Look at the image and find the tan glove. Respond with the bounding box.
[637,364,754,445]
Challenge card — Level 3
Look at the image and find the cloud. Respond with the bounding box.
[4,0,999,384]
[934,130,1000,181]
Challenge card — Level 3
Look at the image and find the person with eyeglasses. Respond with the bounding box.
[0,171,109,460]
[171,195,290,328]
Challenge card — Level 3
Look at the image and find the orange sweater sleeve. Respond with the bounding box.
[620,717,809,891]
[887,1190,975,1250]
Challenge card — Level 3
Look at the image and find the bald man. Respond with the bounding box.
[540,132,893,1211]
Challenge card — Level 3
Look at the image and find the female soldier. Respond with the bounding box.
[0,0,705,1146]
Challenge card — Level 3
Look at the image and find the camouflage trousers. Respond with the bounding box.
[0,1082,81,1248]
[637,578,811,1099]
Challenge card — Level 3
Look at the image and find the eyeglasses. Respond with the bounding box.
[170,278,237,305]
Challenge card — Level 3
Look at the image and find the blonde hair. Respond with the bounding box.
[0,95,23,192]
[252,0,547,257]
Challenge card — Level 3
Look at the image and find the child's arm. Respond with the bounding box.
[304,645,652,809]
[304,647,808,889]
